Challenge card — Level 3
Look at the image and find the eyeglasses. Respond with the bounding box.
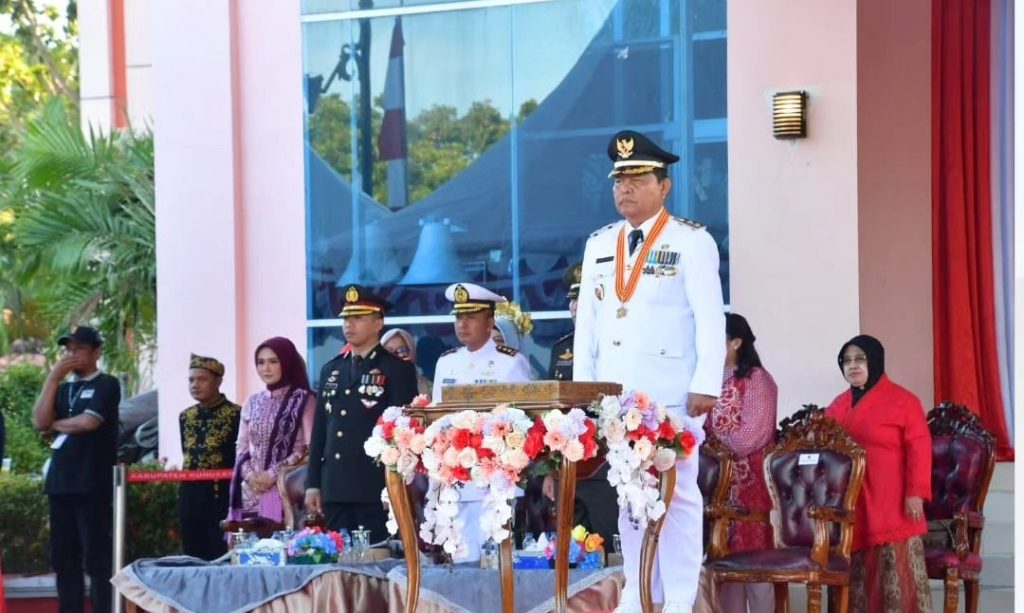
[840,354,868,367]
[391,346,411,358]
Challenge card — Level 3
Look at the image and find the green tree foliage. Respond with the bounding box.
[0,472,50,573]
[6,99,155,393]
[308,95,538,206]
[0,362,48,474]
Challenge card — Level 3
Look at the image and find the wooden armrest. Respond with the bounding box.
[706,503,769,524]
[954,511,984,529]
[808,505,853,524]
[807,505,849,569]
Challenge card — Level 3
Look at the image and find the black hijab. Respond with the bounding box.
[837,334,885,406]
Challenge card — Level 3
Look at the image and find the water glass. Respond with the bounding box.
[612,534,621,555]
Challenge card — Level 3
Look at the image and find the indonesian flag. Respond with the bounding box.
[378,18,408,210]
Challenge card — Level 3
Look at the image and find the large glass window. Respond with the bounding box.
[301,0,728,386]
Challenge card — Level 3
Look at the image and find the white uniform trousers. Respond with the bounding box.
[618,450,702,609]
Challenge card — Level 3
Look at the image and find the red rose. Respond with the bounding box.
[381,421,395,439]
[452,466,470,482]
[658,420,676,441]
[585,419,597,436]
[581,434,598,458]
[452,429,472,450]
[524,426,546,459]
[470,433,484,449]
[679,430,697,453]
[477,446,495,460]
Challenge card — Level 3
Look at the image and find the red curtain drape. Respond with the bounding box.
[932,0,1013,459]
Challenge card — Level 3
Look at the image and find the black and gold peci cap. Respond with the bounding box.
[189,354,225,377]
[445,282,506,315]
[339,285,392,317]
[563,262,582,300]
[607,130,680,178]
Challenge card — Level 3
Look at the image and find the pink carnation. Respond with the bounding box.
[544,430,568,452]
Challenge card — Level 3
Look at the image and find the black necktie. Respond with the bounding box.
[628,229,644,256]
[350,355,363,380]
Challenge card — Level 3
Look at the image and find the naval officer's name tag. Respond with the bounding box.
[798,453,820,466]
[80,389,95,399]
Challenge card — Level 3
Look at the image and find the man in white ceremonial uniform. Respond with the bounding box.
[432,282,532,561]
[574,131,726,613]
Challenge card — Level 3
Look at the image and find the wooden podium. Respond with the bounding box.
[385,381,675,613]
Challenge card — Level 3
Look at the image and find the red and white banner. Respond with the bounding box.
[379,17,408,210]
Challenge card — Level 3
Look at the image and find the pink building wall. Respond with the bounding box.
[728,0,934,414]
[154,0,306,466]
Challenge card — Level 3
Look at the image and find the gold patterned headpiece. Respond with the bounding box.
[189,353,225,377]
[494,301,534,335]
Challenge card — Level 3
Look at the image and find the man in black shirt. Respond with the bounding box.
[32,326,121,613]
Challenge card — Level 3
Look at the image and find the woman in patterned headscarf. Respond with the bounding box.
[228,337,316,522]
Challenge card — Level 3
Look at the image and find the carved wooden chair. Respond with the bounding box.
[923,403,996,613]
[706,410,865,613]
[698,429,734,558]
[278,448,317,530]
[776,404,824,441]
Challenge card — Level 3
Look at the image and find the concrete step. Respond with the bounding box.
[980,553,1014,588]
[981,520,1014,557]
[784,582,1013,612]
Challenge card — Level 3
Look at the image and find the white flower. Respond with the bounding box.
[451,410,479,430]
[397,450,419,476]
[504,449,530,471]
[442,446,460,467]
[457,447,478,468]
[409,434,426,454]
[422,449,439,471]
[364,436,384,459]
[624,408,643,431]
[633,437,653,461]
[380,446,400,466]
[600,395,622,419]
[542,410,565,431]
[483,435,506,455]
[563,439,585,462]
[653,447,678,472]
[603,419,626,445]
[655,403,667,421]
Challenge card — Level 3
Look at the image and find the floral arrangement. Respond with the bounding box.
[363,395,430,481]
[543,525,605,563]
[524,408,599,472]
[365,395,430,535]
[285,527,346,564]
[596,391,700,526]
[418,405,536,557]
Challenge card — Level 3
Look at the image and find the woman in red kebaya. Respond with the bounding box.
[706,313,776,613]
[825,335,932,613]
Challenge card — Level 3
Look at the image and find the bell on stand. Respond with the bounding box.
[400,217,466,285]
[336,221,402,286]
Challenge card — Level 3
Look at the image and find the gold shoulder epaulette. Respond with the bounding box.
[440,347,460,357]
[674,216,705,230]
[590,222,616,238]
[496,344,519,356]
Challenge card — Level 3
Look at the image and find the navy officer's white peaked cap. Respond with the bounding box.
[444,283,507,315]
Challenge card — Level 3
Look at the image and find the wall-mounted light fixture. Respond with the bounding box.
[772,90,807,139]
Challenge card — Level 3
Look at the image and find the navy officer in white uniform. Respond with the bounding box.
[432,282,531,560]
[574,131,726,613]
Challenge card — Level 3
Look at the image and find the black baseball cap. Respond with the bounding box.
[57,326,103,348]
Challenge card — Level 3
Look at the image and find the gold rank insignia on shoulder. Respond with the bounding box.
[496,345,518,356]
[674,216,705,230]
[346,286,359,302]
[454,284,470,303]
[616,137,635,159]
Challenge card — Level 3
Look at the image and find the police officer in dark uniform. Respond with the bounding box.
[548,262,582,381]
[304,286,418,542]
